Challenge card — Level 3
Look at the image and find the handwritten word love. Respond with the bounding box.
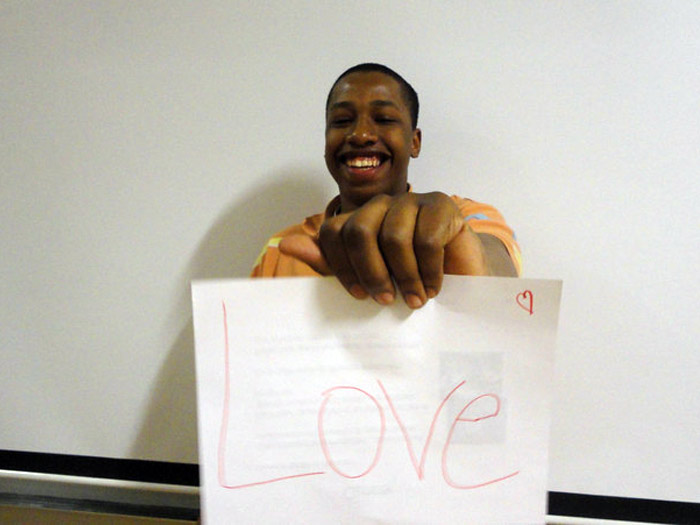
[218,380,519,491]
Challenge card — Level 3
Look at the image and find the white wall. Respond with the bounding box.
[2,0,698,504]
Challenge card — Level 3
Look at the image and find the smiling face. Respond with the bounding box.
[325,71,421,212]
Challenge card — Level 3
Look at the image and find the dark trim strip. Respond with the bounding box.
[0,492,200,521]
[548,491,700,524]
[0,450,199,486]
[3,451,699,522]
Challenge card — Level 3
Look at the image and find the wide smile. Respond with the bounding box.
[339,152,390,181]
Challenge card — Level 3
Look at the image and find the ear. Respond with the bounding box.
[411,128,422,158]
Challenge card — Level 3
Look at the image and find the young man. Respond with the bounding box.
[251,63,520,308]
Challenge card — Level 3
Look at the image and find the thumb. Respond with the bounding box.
[278,234,332,275]
[443,224,490,276]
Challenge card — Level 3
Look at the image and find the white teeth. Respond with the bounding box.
[346,156,381,168]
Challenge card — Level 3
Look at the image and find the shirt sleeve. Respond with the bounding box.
[250,236,321,278]
[452,197,522,276]
[250,237,282,277]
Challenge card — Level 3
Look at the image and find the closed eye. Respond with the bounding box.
[330,117,352,127]
[375,115,398,124]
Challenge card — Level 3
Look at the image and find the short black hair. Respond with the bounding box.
[325,63,419,129]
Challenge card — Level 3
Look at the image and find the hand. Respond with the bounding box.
[280,192,495,308]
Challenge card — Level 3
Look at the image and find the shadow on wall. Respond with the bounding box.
[189,169,333,280]
[129,169,332,463]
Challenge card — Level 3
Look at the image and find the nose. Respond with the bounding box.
[348,115,377,146]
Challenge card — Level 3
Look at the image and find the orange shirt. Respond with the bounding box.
[251,194,521,277]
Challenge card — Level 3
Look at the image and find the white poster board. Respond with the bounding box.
[192,276,562,524]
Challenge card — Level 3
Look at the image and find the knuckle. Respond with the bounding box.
[368,193,393,206]
[423,191,447,202]
[379,229,411,252]
[406,192,421,203]
[319,220,343,244]
[427,190,446,199]
[343,221,375,249]
[414,235,443,256]
[391,192,416,209]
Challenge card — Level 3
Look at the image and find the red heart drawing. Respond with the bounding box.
[516,290,533,315]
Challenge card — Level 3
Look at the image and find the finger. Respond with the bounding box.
[278,234,332,275]
[318,215,368,299]
[413,196,464,298]
[342,195,396,304]
[379,195,426,308]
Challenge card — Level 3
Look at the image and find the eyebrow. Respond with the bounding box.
[328,99,401,111]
